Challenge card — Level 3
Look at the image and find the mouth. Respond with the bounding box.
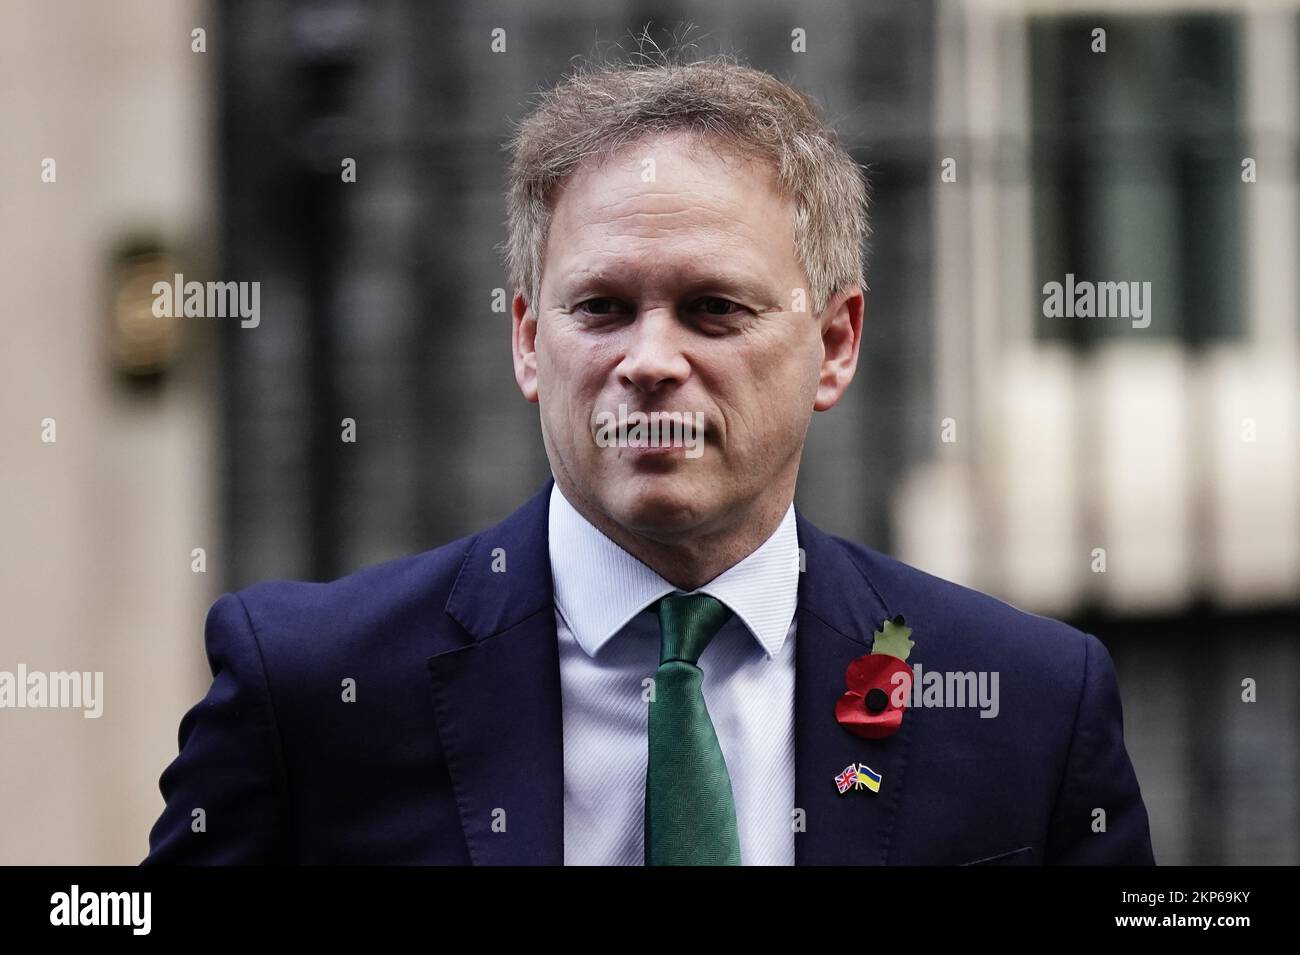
[619,440,698,456]
[588,405,710,458]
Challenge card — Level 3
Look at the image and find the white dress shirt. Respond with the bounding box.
[549,482,799,865]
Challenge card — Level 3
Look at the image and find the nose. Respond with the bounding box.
[615,308,692,394]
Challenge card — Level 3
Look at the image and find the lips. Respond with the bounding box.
[588,404,710,449]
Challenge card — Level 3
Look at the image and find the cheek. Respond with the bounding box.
[783,328,824,398]
[536,328,603,424]
[713,349,816,450]
[536,322,576,392]
[733,327,820,410]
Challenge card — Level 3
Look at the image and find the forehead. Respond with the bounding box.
[542,132,798,288]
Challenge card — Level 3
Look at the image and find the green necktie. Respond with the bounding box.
[644,593,742,866]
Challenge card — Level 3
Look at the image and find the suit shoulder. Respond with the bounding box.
[825,533,1093,673]
[215,530,481,672]
[236,532,474,621]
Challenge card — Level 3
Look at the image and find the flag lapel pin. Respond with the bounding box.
[834,761,882,795]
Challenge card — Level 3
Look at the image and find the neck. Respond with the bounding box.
[556,479,794,592]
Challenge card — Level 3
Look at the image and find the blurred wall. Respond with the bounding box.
[0,0,216,863]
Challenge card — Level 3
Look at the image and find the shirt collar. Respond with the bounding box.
[547,481,799,660]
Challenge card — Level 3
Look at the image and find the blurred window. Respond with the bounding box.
[1029,14,1245,346]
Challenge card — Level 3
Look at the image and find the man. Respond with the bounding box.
[144,57,1154,865]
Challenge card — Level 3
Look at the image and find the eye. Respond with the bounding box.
[574,297,628,317]
[691,297,745,316]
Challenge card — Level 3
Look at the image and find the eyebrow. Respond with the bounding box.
[557,266,782,305]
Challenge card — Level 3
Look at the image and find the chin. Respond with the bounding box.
[601,469,716,539]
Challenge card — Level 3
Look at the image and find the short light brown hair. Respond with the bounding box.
[504,53,869,315]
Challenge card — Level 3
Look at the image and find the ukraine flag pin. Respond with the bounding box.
[854,763,882,793]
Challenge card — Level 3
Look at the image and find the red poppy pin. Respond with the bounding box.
[835,615,914,740]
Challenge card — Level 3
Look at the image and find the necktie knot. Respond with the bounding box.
[655,593,733,665]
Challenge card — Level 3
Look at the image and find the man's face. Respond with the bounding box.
[512,131,861,546]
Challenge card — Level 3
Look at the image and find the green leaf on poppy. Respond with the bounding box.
[871,615,914,662]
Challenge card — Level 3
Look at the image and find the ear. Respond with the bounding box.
[813,286,864,412]
[512,290,539,403]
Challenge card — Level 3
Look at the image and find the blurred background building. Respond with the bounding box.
[1,0,1296,864]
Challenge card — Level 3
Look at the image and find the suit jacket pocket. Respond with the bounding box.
[959,846,1035,866]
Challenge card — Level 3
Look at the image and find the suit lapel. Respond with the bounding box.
[794,512,914,865]
[427,481,565,865]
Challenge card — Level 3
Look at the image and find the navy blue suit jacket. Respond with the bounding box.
[143,479,1155,865]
